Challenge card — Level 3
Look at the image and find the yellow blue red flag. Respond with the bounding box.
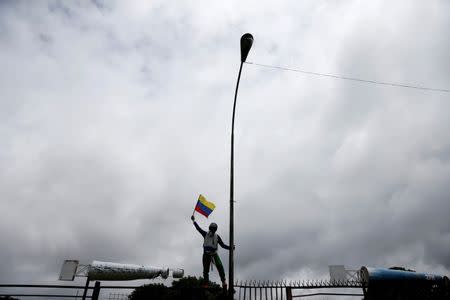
[194,194,216,218]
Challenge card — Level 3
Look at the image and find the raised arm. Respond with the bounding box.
[192,216,206,237]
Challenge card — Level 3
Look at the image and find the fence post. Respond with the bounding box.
[286,287,292,300]
[81,278,90,300]
[92,281,101,300]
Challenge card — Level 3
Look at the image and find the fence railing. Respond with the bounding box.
[235,280,364,300]
[1,280,365,300]
[0,283,137,299]
[3,277,449,299]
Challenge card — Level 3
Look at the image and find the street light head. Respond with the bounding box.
[240,33,253,62]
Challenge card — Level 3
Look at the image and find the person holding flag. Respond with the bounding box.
[191,195,232,289]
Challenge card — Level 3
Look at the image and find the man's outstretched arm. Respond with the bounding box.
[191,215,206,237]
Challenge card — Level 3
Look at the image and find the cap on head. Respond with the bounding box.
[209,223,218,232]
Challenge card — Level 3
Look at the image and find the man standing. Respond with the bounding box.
[191,215,231,289]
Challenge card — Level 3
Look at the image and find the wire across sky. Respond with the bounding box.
[245,62,450,93]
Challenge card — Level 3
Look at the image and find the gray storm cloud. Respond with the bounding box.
[0,0,449,286]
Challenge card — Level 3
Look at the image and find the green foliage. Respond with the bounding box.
[171,276,221,289]
[128,276,225,300]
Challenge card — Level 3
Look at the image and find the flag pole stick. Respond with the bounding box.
[192,196,200,218]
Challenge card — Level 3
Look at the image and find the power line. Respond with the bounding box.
[245,62,450,93]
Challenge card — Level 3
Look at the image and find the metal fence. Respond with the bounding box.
[235,280,364,300]
[0,280,365,300]
[0,283,136,299]
[3,277,448,299]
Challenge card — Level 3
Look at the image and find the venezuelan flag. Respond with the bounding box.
[194,195,216,218]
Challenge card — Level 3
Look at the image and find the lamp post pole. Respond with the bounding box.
[229,33,253,299]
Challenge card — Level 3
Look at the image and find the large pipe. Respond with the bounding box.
[88,261,183,281]
[360,266,446,285]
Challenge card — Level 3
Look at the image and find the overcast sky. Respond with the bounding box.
[1,0,449,287]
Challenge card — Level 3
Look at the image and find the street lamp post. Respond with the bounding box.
[229,33,253,299]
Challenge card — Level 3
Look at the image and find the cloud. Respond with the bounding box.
[0,0,449,288]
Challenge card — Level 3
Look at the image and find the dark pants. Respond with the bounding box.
[203,252,226,283]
